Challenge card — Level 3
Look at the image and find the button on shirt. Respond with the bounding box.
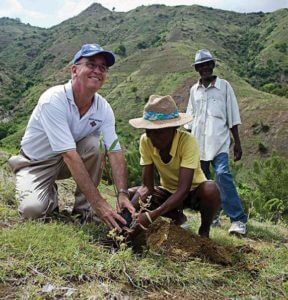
[185,77,241,161]
[21,80,121,160]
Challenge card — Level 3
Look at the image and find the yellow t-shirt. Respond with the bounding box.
[140,130,206,193]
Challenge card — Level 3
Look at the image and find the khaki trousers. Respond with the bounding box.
[8,135,104,219]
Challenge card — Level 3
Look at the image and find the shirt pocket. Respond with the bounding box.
[194,97,203,115]
[207,97,225,120]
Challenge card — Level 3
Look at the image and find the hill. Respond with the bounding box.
[0,6,287,298]
[0,4,287,161]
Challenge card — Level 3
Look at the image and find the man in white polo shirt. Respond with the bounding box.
[8,43,135,230]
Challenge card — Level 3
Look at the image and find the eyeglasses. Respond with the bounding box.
[75,61,108,73]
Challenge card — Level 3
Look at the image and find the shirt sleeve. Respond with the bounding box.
[180,134,200,169]
[100,103,121,152]
[39,102,76,153]
[226,81,241,128]
[139,134,153,165]
[184,86,195,130]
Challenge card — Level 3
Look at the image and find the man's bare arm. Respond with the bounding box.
[142,164,155,194]
[107,150,135,215]
[132,167,194,231]
[130,164,154,210]
[230,125,242,161]
[62,150,125,230]
[150,167,194,220]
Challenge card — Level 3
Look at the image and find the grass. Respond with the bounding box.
[1,203,287,299]
[0,161,287,299]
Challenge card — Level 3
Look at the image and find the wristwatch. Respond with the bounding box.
[117,188,129,197]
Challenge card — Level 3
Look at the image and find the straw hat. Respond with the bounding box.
[129,95,192,129]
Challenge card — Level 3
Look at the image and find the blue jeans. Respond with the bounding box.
[201,153,247,223]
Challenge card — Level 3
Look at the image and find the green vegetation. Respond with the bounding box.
[234,154,288,223]
[0,163,287,298]
[229,153,287,225]
[0,6,288,297]
[0,4,287,163]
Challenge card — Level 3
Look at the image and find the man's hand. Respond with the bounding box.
[128,211,155,238]
[137,212,153,229]
[117,193,135,217]
[136,185,150,200]
[94,199,127,231]
[233,142,242,161]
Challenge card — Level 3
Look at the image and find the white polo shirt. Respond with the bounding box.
[21,80,121,160]
[185,77,241,161]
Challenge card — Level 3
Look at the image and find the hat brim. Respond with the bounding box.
[82,50,115,67]
[192,58,216,66]
[129,113,193,129]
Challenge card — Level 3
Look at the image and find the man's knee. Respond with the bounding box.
[201,180,219,195]
[199,181,221,207]
[19,198,47,219]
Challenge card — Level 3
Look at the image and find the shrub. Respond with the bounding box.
[100,140,141,188]
[275,42,287,53]
[114,44,126,56]
[125,146,141,187]
[232,153,288,223]
[136,42,148,49]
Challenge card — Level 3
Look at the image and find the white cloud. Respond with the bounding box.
[56,0,95,22]
[24,9,46,20]
[0,0,23,16]
[0,0,287,28]
[0,0,46,24]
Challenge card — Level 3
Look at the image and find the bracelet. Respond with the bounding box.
[117,188,129,197]
[138,223,148,231]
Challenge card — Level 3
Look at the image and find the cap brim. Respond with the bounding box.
[82,50,115,67]
[192,58,216,66]
[129,113,193,129]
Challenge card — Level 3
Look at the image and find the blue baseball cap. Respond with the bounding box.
[73,44,115,67]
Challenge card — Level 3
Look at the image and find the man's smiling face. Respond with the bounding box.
[195,60,215,81]
[72,54,108,92]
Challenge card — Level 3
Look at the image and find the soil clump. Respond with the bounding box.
[132,219,253,266]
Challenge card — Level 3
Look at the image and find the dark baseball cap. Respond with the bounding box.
[73,44,115,67]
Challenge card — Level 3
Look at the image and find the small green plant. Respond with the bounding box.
[232,153,288,223]
[0,161,16,207]
[114,44,126,56]
[125,144,141,187]
[258,142,268,154]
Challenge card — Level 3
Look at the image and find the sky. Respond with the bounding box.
[0,0,287,28]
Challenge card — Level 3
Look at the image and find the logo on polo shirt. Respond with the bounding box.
[89,117,102,127]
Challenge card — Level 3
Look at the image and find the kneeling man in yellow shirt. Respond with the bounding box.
[128,95,220,237]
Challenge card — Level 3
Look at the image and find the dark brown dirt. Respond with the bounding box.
[132,219,255,267]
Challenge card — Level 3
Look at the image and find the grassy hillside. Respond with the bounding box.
[0,159,287,299]
[0,6,288,299]
[0,4,287,160]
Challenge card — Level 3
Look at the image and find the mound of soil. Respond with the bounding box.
[132,219,239,266]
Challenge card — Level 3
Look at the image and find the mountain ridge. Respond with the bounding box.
[0,4,287,161]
